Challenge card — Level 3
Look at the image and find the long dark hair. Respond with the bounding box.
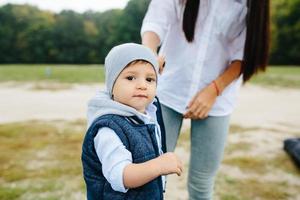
[182,0,200,42]
[242,0,270,82]
[182,0,270,82]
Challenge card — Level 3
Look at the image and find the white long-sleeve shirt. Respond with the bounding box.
[94,103,165,193]
[141,0,247,115]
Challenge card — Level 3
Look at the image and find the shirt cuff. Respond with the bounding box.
[229,28,246,61]
[141,22,166,45]
[108,160,131,193]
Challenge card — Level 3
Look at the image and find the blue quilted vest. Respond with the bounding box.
[81,99,166,200]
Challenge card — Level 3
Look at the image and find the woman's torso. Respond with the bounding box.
[142,0,248,115]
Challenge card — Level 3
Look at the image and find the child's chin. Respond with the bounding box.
[133,106,146,113]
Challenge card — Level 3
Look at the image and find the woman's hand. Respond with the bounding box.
[141,31,165,74]
[184,83,219,119]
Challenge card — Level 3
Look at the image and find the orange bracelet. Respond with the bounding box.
[212,80,220,96]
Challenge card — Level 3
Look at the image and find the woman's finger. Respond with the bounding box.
[184,104,195,118]
[194,103,205,118]
[191,100,205,118]
[198,107,209,119]
[187,91,199,109]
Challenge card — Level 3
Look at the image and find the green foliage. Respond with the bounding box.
[0,0,299,64]
[116,0,150,43]
[269,0,300,64]
[0,4,56,63]
[0,0,150,64]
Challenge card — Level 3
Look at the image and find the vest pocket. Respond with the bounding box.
[84,176,103,200]
[126,179,160,200]
[125,189,143,199]
[102,181,126,199]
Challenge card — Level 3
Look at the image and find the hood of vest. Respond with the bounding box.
[87,90,152,128]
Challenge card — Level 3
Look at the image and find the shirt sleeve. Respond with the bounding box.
[141,0,177,44]
[228,2,247,62]
[94,127,132,193]
[228,25,246,62]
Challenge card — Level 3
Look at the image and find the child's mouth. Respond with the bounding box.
[133,94,148,98]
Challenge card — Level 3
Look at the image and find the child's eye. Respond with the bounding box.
[126,76,135,80]
[146,77,156,82]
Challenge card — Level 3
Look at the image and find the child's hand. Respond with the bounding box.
[156,152,183,176]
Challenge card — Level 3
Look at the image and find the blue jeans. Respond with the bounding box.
[161,104,230,200]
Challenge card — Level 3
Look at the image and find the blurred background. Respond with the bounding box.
[0,0,299,64]
[0,0,299,200]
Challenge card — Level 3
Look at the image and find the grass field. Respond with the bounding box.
[0,120,85,200]
[250,66,300,88]
[0,65,300,88]
[0,64,104,83]
[1,121,299,200]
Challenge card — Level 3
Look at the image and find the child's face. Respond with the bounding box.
[112,62,157,113]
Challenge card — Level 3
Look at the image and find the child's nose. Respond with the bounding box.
[136,79,147,90]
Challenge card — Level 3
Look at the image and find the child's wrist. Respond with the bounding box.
[149,157,163,176]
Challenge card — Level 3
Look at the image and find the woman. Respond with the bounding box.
[141,0,270,199]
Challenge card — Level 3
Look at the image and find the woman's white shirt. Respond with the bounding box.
[141,0,247,115]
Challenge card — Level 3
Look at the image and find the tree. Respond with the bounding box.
[116,0,150,44]
[269,0,300,65]
[0,0,298,65]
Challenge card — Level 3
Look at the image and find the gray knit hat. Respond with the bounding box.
[104,43,159,97]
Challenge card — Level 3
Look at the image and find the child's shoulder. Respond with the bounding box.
[94,114,126,123]
[94,114,142,125]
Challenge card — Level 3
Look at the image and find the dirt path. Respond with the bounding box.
[0,82,102,123]
[1,82,299,130]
